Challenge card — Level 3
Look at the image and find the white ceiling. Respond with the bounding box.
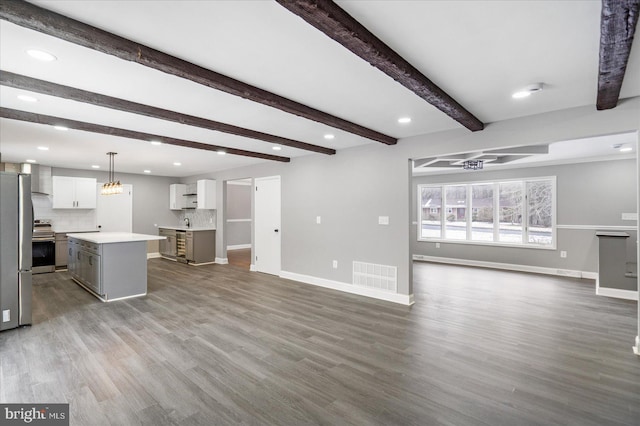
[1,0,639,177]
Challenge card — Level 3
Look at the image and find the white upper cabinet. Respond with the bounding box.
[52,176,97,209]
[197,180,216,209]
[169,184,187,210]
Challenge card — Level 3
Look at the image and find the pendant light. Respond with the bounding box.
[101,152,123,195]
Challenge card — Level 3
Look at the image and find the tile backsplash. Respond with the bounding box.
[179,209,216,228]
[32,194,97,231]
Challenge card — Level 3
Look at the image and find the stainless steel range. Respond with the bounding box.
[33,219,55,274]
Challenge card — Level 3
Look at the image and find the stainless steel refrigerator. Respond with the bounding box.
[0,172,33,331]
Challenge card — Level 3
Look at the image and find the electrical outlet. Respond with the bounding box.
[560,251,567,258]
[316,216,321,224]
[2,310,9,322]
[435,242,440,248]
[332,260,338,269]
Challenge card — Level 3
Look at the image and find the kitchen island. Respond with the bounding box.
[67,232,165,302]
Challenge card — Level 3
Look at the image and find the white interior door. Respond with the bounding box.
[254,176,281,275]
[96,184,133,232]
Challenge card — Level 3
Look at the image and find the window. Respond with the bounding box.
[471,184,494,242]
[420,186,442,238]
[444,185,467,240]
[418,177,555,248]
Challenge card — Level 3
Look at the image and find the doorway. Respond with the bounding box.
[96,184,133,232]
[226,178,252,269]
[254,176,281,275]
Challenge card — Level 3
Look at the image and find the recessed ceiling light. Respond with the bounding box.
[91,165,100,169]
[37,146,49,151]
[17,94,38,102]
[26,49,57,62]
[272,146,282,151]
[324,134,335,140]
[217,150,226,156]
[398,117,412,124]
[150,141,162,146]
[173,162,181,166]
[53,125,68,131]
[620,147,633,153]
[512,83,544,99]
[143,170,151,174]
[26,159,37,163]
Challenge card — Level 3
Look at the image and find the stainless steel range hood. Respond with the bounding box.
[20,163,52,195]
[0,162,52,195]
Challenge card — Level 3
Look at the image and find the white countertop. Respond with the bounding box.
[157,225,216,231]
[67,232,166,244]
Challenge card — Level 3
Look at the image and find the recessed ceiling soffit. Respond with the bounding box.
[413,145,549,169]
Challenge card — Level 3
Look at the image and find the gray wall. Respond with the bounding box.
[226,182,252,247]
[183,99,639,299]
[412,159,637,274]
[52,167,180,235]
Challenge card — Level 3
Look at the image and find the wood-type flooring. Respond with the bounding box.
[226,248,251,270]
[1,260,638,425]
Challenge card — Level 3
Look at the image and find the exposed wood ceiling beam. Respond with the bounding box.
[276,0,484,132]
[597,0,640,110]
[0,108,290,163]
[0,0,396,145]
[0,71,335,155]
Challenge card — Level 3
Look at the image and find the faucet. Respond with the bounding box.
[184,217,190,228]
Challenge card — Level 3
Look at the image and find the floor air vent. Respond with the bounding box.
[352,261,397,293]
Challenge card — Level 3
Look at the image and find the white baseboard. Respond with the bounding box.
[279,270,414,306]
[595,275,638,301]
[215,257,229,265]
[582,271,599,280]
[413,254,596,280]
[250,264,256,271]
[227,244,251,250]
[633,336,639,356]
[147,252,162,259]
[596,286,638,301]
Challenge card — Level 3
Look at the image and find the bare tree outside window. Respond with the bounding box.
[527,181,553,245]
[499,182,523,243]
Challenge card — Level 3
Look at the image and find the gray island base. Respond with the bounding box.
[67,232,165,302]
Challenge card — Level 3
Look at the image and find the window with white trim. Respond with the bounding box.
[418,177,555,248]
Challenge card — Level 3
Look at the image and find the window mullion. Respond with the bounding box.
[493,182,499,242]
[466,184,472,240]
[523,181,528,245]
[441,185,446,239]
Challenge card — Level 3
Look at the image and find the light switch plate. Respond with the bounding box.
[316,216,321,224]
[622,213,637,221]
[2,310,9,322]
[378,216,389,225]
